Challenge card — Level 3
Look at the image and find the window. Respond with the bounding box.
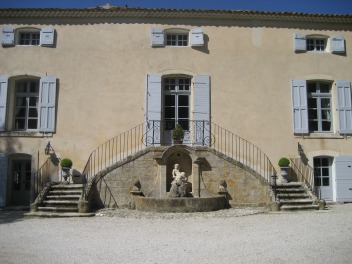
[1,27,55,47]
[307,82,332,132]
[163,77,191,130]
[166,33,188,46]
[0,75,57,133]
[294,33,345,53]
[14,79,39,131]
[19,32,40,46]
[314,157,332,187]
[145,74,210,146]
[150,27,204,47]
[292,80,352,135]
[307,37,326,52]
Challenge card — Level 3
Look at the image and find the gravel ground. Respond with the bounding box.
[1,203,352,264]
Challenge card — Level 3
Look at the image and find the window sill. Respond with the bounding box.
[0,131,53,138]
[294,133,345,139]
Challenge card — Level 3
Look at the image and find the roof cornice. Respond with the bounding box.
[0,7,351,24]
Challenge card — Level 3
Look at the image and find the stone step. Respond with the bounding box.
[42,200,79,205]
[280,199,314,205]
[25,212,95,218]
[49,190,82,195]
[276,182,303,188]
[38,206,78,213]
[280,204,319,211]
[51,184,83,190]
[46,195,81,200]
[277,193,310,199]
[275,188,305,193]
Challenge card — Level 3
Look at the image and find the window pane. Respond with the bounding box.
[322,177,330,186]
[15,97,26,107]
[16,82,27,93]
[29,97,38,107]
[322,168,329,176]
[314,158,321,167]
[178,95,189,106]
[308,98,317,108]
[15,108,26,118]
[28,119,38,129]
[309,121,318,132]
[30,81,39,93]
[307,83,317,93]
[28,108,38,118]
[308,109,317,119]
[321,99,331,108]
[164,95,175,106]
[15,119,25,130]
[321,110,331,120]
[320,83,330,93]
[321,158,329,166]
[307,39,314,51]
[178,107,189,118]
[165,107,175,118]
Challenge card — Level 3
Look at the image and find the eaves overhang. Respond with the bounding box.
[0,7,351,24]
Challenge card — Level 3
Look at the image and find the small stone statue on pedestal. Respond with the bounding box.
[170,164,188,197]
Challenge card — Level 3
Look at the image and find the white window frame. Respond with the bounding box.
[16,28,41,46]
[165,29,189,47]
[307,81,333,133]
[306,36,327,52]
[13,79,40,131]
[163,77,191,130]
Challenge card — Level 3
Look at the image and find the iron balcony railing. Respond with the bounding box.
[81,120,276,200]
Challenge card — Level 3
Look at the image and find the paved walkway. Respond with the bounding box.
[1,203,352,263]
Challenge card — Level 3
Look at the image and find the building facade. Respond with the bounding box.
[1,6,352,207]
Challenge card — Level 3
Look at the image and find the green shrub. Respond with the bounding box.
[278,157,290,167]
[172,123,184,140]
[60,158,73,168]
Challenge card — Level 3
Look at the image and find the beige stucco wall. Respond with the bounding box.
[1,16,352,174]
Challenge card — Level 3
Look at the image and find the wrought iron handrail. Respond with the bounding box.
[32,157,60,203]
[81,120,277,200]
[290,158,315,193]
[210,123,276,183]
[82,123,146,199]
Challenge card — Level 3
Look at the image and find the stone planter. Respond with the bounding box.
[61,167,71,183]
[279,167,289,183]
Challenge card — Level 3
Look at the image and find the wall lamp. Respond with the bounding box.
[45,141,53,155]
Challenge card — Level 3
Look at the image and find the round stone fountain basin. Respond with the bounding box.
[134,196,227,213]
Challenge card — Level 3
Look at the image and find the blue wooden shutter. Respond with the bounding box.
[291,80,309,134]
[40,27,54,46]
[337,80,352,134]
[145,74,162,145]
[1,27,14,46]
[191,28,204,46]
[0,75,8,132]
[150,28,164,47]
[294,33,306,52]
[331,35,345,53]
[0,153,8,207]
[194,75,211,146]
[39,75,57,132]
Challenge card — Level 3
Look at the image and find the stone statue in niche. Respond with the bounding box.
[170,164,188,197]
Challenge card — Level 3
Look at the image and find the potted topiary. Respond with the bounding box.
[60,158,73,184]
[278,157,290,183]
[172,123,184,144]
